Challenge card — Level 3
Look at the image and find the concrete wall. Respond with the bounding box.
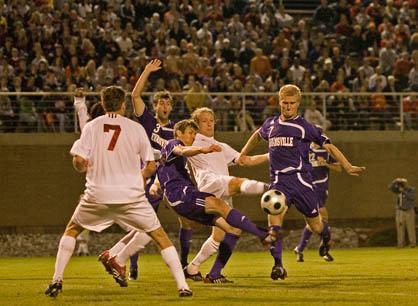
[1,132,417,229]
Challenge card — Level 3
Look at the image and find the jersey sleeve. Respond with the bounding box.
[137,107,156,139]
[70,122,92,159]
[258,116,275,141]
[306,123,331,147]
[221,142,240,165]
[137,125,155,162]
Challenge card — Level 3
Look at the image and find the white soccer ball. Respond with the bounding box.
[260,189,287,215]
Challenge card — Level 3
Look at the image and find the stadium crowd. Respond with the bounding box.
[0,0,417,132]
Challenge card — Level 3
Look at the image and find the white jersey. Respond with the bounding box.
[70,114,154,204]
[189,133,240,188]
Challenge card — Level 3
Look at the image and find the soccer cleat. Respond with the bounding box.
[184,267,203,282]
[323,252,334,262]
[107,256,128,287]
[319,240,333,257]
[294,247,304,262]
[45,280,62,297]
[203,274,234,284]
[98,250,112,274]
[178,288,193,297]
[270,265,287,280]
[128,268,138,281]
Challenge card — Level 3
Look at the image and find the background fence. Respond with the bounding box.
[0,91,417,133]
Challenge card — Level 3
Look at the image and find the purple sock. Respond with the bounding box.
[297,227,313,252]
[269,226,283,267]
[208,233,240,278]
[130,252,139,270]
[226,209,267,239]
[179,228,193,268]
[321,220,331,245]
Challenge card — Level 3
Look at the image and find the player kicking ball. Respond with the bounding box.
[239,84,365,280]
[149,119,276,261]
[45,86,192,298]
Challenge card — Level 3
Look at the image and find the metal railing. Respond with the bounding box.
[0,91,417,133]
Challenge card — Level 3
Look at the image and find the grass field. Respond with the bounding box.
[1,248,417,306]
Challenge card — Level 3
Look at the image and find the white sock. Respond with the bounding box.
[161,246,189,290]
[116,232,152,265]
[109,241,126,257]
[52,235,76,282]
[240,179,267,195]
[188,236,220,274]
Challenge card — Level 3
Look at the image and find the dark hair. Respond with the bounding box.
[153,90,173,105]
[173,119,199,136]
[100,86,126,112]
[89,102,105,120]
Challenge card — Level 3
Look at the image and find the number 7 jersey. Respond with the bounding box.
[70,114,155,204]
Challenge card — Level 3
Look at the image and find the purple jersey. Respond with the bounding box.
[158,139,195,199]
[259,116,330,183]
[138,108,175,210]
[138,108,175,151]
[309,147,337,190]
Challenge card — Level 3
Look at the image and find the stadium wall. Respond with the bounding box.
[0,132,417,230]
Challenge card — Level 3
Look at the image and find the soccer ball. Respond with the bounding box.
[260,189,287,215]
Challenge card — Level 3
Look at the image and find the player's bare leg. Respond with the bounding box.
[148,227,192,297]
[45,221,84,297]
[318,207,333,261]
[305,214,332,258]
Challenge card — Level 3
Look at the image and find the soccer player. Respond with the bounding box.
[151,119,275,253]
[184,107,268,283]
[45,86,192,298]
[239,84,365,280]
[99,59,195,281]
[294,141,342,262]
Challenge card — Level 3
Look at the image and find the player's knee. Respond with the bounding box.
[309,222,323,234]
[149,227,173,249]
[228,177,245,195]
[64,222,83,238]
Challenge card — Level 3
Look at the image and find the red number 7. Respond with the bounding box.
[104,124,121,151]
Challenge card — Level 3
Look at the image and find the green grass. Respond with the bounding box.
[1,248,418,305]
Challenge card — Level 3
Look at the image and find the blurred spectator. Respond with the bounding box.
[304,100,331,130]
[369,66,387,91]
[184,81,206,113]
[402,94,418,130]
[379,41,398,75]
[250,48,271,80]
[313,0,334,29]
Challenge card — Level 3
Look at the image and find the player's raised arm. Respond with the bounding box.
[322,143,365,176]
[131,59,162,116]
[173,144,222,157]
[74,88,89,132]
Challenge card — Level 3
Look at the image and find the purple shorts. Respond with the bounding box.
[165,186,217,226]
[270,172,319,218]
[314,186,328,208]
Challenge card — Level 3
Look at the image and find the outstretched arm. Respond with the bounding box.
[323,143,365,176]
[316,156,342,172]
[131,59,162,116]
[173,144,222,157]
[237,153,269,167]
[240,128,263,156]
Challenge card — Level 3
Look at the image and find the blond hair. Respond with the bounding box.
[278,84,301,102]
[191,107,215,124]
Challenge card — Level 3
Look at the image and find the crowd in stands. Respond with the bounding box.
[0,0,417,132]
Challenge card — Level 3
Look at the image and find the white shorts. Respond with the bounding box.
[197,172,234,207]
[71,198,161,233]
